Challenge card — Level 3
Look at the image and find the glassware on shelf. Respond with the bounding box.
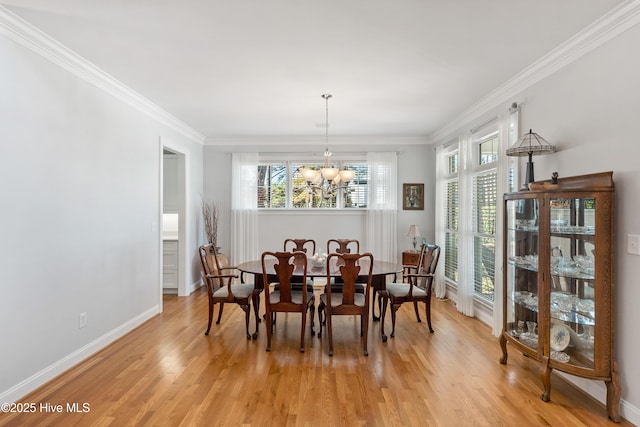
[526,321,537,335]
[550,350,570,363]
[518,321,539,349]
[574,255,595,275]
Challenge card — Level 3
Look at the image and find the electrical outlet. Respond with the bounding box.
[79,312,87,329]
[628,234,640,256]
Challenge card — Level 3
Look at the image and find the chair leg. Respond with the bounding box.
[327,311,334,356]
[372,292,381,321]
[362,314,369,356]
[413,301,421,323]
[380,296,388,342]
[205,297,214,336]
[265,309,273,351]
[251,293,260,339]
[309,301,316,336]
[216,303,224,324]
[425,297,434,333]
[317,301,325,338]
[390,303,401,338]
[252,292,261,323]
[243,304,251,340]
[300,309,306,353]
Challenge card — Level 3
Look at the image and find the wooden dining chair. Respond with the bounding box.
[284,238,316,255]
[261,251,315,352]
[383,244,440,337]
[371,245,426,335]
[317,252,374,356]
[198,244,260,339]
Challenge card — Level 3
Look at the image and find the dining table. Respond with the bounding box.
[236,257,403,341]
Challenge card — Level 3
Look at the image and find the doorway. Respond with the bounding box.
[161,145,186,297]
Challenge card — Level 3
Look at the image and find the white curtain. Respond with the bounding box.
[456,132,475,316]
[365,152,398,263]
[231,152,259,266]
[433,145,447,299]
[492,107,520,336]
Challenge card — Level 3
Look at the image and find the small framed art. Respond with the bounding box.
[403,183,424,210]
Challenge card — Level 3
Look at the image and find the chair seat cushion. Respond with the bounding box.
[386,283,427,298]
[213,283,255,299]
[319,291,367,307]
[269,290,314,305]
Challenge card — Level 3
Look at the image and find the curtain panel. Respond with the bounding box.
[365,152,398,263]
[433,145,447,299]
[231,152,259,266]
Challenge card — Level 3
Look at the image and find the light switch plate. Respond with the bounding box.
[627,234,640,255]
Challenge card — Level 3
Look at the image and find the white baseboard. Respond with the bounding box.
[0,305,160,404]
[556,372,640,425]
[621,398,640,425]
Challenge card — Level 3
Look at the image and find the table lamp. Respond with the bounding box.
[506,129,556,190]
[407,225,421,250]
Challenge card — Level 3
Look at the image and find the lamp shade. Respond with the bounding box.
[407,225,421,238]
[302,167,319,183]
[321,167,339,182]
[506,129,556,188]
[506,129,556,157]
[339,169,355,183]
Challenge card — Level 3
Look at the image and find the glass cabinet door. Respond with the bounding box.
[548,197,596,368]
[505,198,539,351]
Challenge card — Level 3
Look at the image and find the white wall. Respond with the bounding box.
[0,29,203,401]
[436,21,640,424]
[516,23,640,421]
[203,142,435,266]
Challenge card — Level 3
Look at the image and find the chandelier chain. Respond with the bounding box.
[322,94,332,165]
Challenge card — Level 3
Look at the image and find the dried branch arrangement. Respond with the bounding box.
[201,200,218,248]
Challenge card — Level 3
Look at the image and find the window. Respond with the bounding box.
[472,131,498,302]
[479,135,498,165]
[443,150,459,283]
[473,171,497,301]
[258,164,286,208]
[257,160,368,209]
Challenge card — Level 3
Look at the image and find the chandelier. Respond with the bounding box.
[301,94,354,202]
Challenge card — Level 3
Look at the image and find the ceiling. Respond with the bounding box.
[1,0,625,142]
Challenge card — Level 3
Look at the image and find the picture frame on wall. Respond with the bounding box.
[403,183,424,210]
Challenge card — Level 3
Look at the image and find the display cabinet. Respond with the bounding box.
[499,172,621,422]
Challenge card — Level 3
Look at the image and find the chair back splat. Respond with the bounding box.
[327,238,360,255]
[284,238,316,255]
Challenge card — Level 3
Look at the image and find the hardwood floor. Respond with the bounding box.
[1,287,630,426]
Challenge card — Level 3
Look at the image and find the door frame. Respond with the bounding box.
[159,140,188,299]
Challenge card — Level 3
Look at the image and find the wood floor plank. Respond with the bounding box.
[0,287,631,426]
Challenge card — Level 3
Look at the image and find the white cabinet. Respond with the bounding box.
[163,240,178,292]
[163,154,179,213]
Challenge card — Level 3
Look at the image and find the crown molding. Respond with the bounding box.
[205,135,429,147]
[0,6,205,145]
[429,0,640,143]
